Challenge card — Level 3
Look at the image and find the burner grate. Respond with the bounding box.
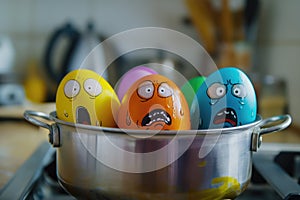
[253,151,300,200]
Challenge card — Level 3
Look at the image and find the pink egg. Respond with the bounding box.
[116,66,157,101]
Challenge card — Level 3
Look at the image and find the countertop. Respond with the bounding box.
[0,103,300,189]
[0,103,54,188]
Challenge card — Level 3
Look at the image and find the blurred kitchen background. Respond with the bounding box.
[0,0,299,128]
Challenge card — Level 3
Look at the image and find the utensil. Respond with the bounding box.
[44,22,114,85]
[0,74,24,106]
[185,0,216,55]
[0,35,15,74]
[24,110,291,200]
[44,22,80,84]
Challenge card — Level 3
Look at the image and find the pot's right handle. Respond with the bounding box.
[251,114,292,151]
[24,110,60,147]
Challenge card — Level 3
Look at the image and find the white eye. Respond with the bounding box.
[158,83,173,98]
[137,81,154,99]
[64,80,80,98]
[232,84,246,98]
[207,83,226,99]
[84,78,102,97]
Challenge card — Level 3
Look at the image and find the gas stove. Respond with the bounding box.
[237,143,300,200]
[1,142,300,200]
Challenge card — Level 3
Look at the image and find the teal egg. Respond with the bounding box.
[194,67,257,129]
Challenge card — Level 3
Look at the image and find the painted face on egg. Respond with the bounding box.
[116,66,157,101]
[56,69,120,127]
[117,74,191,130]
[195,67,257,129]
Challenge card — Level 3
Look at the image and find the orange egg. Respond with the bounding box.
[117,74,191,130]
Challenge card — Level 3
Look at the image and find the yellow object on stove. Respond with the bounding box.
[24,60,47,103]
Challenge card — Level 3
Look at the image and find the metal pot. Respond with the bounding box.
[24,111,291,200]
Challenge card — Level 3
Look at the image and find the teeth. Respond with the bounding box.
[145,111,170,126]
[217,112,223,116]
[217,109,236,118]
[231,111,237,118]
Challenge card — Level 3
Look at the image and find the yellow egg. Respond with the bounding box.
[56,69,120,127]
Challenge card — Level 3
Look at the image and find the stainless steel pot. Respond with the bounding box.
[24,111,291,200]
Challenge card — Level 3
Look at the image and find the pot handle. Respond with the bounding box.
[23,110,60,147]
[251,114,292,151]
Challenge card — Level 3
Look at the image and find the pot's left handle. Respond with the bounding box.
[251,114,292,151]
[24,110,60,147]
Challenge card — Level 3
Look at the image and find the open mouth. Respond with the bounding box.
[141,109,172,127]
[213,108,237,127]
[76,106,91,125]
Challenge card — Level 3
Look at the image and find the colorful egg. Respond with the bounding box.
[181,76,206,129]
[117,74,191,130]
[56,69,120,127]
[181,76,206,107]
[193,67,257,129]
[116,66,157,101]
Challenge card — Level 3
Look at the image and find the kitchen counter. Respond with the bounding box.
[0,103,300,189]
[0,120,47,187]
[0,103,54,188]
[263,126,300,143]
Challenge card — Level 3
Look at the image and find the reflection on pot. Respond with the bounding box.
[188,176,241,200]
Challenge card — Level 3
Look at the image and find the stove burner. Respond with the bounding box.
[274,152,300,180]
[251,150,300,200]
[29,153,72,200]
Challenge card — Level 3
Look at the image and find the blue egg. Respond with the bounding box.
[193,67,257,129]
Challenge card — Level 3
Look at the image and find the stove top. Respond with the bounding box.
[1,142,300,200]
[237,143,300,200]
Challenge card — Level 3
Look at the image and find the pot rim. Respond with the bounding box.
[49,111,262,136]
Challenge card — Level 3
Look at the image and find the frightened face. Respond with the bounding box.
[194,67,257,129]
[117,74,191,130]
[56,69,120,127]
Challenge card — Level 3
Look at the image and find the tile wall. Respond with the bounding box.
[0,0,196,73]
[1,0,300,125]
[256,0,300,126]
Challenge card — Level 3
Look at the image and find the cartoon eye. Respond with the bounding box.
[158,83,173,98]
[207,83,226,99]
[232,84,246,98]
[64,80,80,98]
[84,78,102,97]
[137,81,154,99]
